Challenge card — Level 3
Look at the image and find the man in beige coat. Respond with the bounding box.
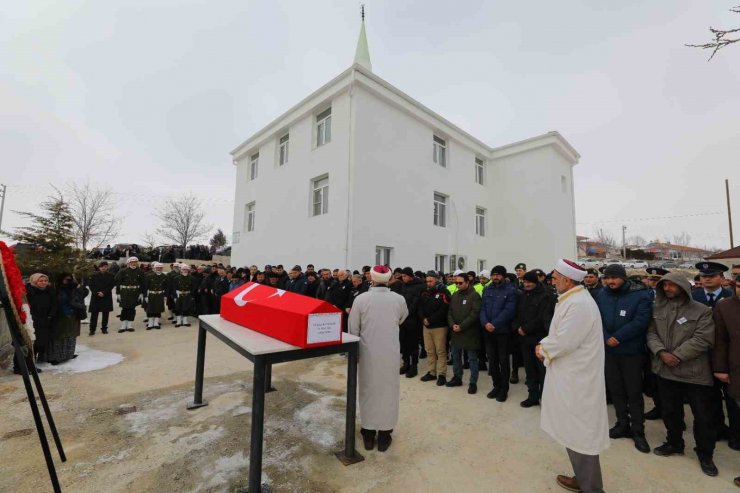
[348,265,408,452]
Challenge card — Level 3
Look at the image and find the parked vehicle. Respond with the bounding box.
[578,258,603,269]
[678,262,696,269]
[626,260,648,269]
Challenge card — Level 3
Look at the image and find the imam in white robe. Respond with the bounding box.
[348,286,408,431]
[540,285,610,456]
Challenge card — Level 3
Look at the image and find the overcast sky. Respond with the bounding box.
[1,0,739,253]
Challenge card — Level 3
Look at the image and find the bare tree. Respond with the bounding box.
[627,235,647,247]
[66,182,121,252]
[687,5,740,60]
[141,231,159,250]
[155,193,211,249]
[594,227,616,249]
[672,231,692,246]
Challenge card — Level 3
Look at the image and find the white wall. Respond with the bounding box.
[231,92,352,268]
[351,84,495,271]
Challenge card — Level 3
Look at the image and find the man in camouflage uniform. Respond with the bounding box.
[114,256,145,333]
[172,263,198,327]
[144,262,168,330]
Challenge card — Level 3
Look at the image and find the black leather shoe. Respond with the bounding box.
[653,443,684,456]
[468,384,477,395]
[360,428,376,451]
[405,365,418,378]
[445,377,463,387]
[436,375,447,386]
[644,407,661,420]
[377,430,392,452]
[420,373,436,382]
[609,423,632,439]
[487,388,500,399]
[520,398,540,408]
[633,433,650,453]
[495,392,508,403]
[399,364,409,375]
[699,456,718,477]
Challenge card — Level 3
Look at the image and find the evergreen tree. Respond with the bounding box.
[210,228,227,248]
[11,192,91,280]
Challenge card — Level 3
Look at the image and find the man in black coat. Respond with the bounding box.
[286,265,308,295]
[211,266,231,313]
[399,266,425,378]
[583,268,603,299]
[418,271,451,386]
[88,261,115,335]
[325,270,353,331]
[513,271,556,407]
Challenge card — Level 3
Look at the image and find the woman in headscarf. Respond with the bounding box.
[46,273,88,364]
[25,273,57,364]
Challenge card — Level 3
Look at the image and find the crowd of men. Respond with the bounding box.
[83,256,740,485]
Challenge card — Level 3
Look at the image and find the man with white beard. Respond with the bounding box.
[536,259,609,493]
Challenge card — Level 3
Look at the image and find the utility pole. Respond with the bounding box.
[0,184,6,233]
[622,225,627,259]
[727,179,734,248]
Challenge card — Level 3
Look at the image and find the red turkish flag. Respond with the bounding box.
[220,282,343,348]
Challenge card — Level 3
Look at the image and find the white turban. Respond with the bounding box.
[127,256,139,263]
[555,259,587,282]
[479,269,491,278]
[180,264,191,271]
[370,265,392,284]
[453,269,464,276]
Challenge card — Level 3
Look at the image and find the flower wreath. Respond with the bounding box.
[0,241,33,352]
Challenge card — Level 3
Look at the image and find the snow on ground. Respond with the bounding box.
[36,344,124,374]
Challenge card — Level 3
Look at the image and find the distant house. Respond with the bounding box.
[644,242,714,262]
[706,246,740,269]
[577,236,607,258]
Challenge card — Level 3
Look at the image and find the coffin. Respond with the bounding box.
[220,282,343,348]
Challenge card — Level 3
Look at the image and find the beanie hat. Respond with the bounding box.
[491,265,507,276]
[371,265,392,284]
[603,264,627,280]
[523,270,540,284]
[401,267,414,277]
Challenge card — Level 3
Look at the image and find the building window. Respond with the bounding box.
[433,193,447,227]
[232,231,240,245]
[312,175,329,216]
[449,255,457,273]
[375,246,392,266]
[475,157,485,185]
[245,202,256,232]
[475,207,486,237]
[433,135,446,167]
[435,254,448,273]
[561,175,567,193]
[249,153,259,180]
[316,108,332,147]
[279,134,289,165]
[477,259,486,272]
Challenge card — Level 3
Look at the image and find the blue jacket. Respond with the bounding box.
[479,281,518,334]
[596,281,652,355]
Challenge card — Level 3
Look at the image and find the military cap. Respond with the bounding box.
[695,261,728,276]
[534,269,546,277]
[515,263,527,271]
[645,267,669,278]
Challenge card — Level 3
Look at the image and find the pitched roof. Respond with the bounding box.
[707,245,740,259]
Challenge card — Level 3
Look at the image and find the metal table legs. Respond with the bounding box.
[187,321,209,409]
[335,344,364,465]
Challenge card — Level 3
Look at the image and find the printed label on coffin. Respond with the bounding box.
[220,282,343,348]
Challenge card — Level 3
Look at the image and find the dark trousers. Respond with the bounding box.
[401,325,420,367]
[605,353,646,434]
[521,341,545,400]
[510,334,523,372]
[484,333,511,393]
[89,311,110,332]
[643,356,661,412]
[120,307,136,322]
[566,449,604,493]
[711,381,740,442]
[657,376,716,458]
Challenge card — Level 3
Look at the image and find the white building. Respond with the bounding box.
[230,20,580,273]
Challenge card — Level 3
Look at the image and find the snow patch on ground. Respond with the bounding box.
[231,405,251,417]
[195,452,248,493]
[96,449,130,464]
[174,425,225,449]
[36,344,124,374]
[294,395,343,449]
[124,395,183,435]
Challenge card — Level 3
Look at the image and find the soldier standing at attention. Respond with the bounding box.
[173,263,197,327]
[166,263,180,321]
[144,262,168,330]
[114,256,145,333]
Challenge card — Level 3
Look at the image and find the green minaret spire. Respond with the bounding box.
[354,5,372,71]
